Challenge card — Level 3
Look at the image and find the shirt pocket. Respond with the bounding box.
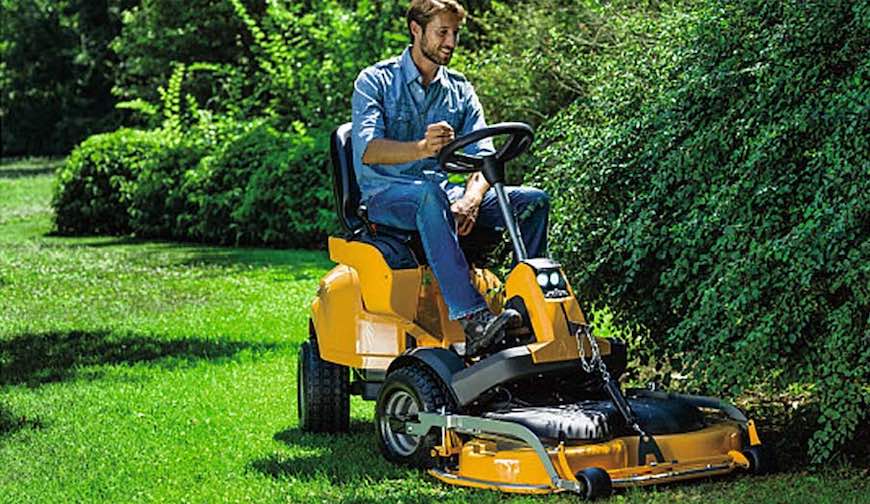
[385,100,417,141]
[429,106,462,131]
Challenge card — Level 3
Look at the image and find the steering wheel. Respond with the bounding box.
[437,122,534,173]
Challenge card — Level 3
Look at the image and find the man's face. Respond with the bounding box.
[415,12,461,66]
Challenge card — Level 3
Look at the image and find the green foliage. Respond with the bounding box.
[456,0,679,127]
[0,0,133,155]
[52,0,404,245]
[126,134,206,238]
[177,122,338,247]
[109,0,264,121]
[229,0,406,129]
[455,0,609,125]
[53,119,338,246]
[531,0,869,462]
[53,128,165,235]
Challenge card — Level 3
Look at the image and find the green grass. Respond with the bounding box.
[1,159,867,503]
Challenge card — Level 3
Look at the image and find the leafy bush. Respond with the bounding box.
[178,122,337,247]
[532,0,869,462]
[126,137,206,239]
[455,0,611,126]
[53,129,167,235]
[456,0,683,127]
[110,0,264,124]
[53,119,337,247]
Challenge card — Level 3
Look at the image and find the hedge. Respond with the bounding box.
[531,0,869,462]
[53,128,166,235]
[53,122,338,247]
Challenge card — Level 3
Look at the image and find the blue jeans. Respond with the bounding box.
[366,181,550,319]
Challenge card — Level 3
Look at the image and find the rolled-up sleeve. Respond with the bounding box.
[459,83,495,156]
[351,69,385,167]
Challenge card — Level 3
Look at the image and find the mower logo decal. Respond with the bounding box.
[494,459,521,482]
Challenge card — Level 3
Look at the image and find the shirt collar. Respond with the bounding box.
[400,46,448,89]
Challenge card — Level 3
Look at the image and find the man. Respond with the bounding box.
[351,0,549,357]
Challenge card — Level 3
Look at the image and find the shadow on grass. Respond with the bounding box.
[61,236,333,278]
[0,330,283,387]
[0,167,57,179]
[0,402,43,439]
[250,421,413,486]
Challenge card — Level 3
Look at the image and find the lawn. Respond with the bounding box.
[0,158,867,503]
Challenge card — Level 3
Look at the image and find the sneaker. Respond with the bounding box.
[460,308,522,357]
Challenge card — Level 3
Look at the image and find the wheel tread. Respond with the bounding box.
[298,332,349,433]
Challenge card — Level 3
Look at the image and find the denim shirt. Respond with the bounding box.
[351,47,495,201]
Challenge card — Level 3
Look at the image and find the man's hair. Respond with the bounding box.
[406,0,467,43]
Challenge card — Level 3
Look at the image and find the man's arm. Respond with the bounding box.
[353,68,455,167]
[362,122,455,165]
[352,70,386,170]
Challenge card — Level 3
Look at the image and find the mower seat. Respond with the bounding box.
[330,123,502,269]
[483,396,706,442]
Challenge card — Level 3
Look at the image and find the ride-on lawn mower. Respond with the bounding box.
[298,122,773,499]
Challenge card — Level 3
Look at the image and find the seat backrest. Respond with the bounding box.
[330,123,362,233]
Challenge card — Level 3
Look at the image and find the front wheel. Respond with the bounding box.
[375,365,453,468]
[743,445,776,475]
[575,467,613,500]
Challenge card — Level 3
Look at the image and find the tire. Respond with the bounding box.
[375,365,453,468]
[575,467,612,500]
[743,445,776,475]
[297,335,349,433]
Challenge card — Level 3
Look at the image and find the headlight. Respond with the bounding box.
[549,271,561,286]
[536,272,549,287]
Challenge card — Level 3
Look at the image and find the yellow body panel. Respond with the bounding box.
[315,237,611,367]
[437,423,745,491]
[310,264,363,366]
[328,237,421,319]
[313,237,505,368]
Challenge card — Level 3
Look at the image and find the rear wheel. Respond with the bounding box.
[297,332,349,433]
[375,365,453,468]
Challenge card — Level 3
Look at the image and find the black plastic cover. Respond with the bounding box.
[483,395,706,442]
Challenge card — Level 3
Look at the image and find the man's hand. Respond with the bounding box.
[418,121,454,158]
[451,195,481,236]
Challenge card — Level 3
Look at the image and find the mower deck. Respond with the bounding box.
[409,412,759,494]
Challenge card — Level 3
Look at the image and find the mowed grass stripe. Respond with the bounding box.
[1,159,867,503]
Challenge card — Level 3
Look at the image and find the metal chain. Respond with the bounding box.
[576,323,608,380]
[576,324,644,435]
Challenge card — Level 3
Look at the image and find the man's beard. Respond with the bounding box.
[421,40,452,66]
